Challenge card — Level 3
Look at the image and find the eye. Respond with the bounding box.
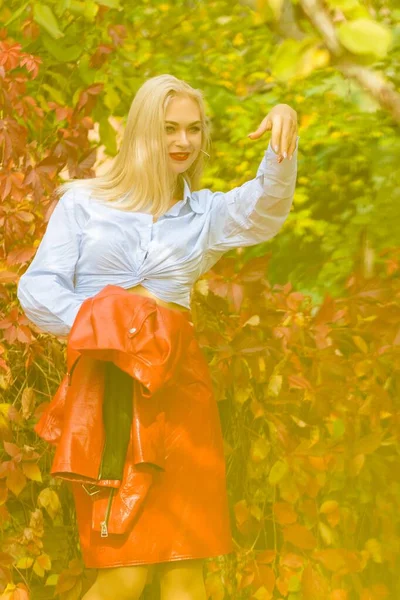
[165,126,201,133]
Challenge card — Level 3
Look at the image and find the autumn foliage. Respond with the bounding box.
[1,6,400,600]
[191,249,400,600]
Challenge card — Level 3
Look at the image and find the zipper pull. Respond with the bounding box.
[100,487,115,538]
[100,520,108,538]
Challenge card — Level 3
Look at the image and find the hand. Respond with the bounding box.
[248,104,298,162]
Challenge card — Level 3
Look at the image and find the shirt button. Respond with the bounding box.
[129,327,137,334]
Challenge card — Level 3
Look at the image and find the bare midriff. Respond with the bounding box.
[125,283,189,314]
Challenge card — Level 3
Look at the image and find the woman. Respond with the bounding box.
[17,74,299,600]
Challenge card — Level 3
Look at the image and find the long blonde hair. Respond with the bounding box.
[56,74,212,220]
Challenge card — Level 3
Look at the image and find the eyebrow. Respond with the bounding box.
[165,120,201,126]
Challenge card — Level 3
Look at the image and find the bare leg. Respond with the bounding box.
[82,564,155,600]
[159,558,207,600]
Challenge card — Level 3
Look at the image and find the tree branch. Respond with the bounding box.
[239,0,400,124]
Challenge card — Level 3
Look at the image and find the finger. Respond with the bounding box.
[288,132,298,160]
[280,119,296,158]
[248,117,272,139]
[271,115,283,154]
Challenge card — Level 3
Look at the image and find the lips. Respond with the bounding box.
[170,153,190,162]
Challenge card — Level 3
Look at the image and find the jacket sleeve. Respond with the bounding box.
[204,135,300,252]
[17,189,84,337]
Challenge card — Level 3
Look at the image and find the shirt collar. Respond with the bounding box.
[164,177,205,216]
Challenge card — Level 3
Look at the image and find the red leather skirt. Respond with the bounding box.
[68,305,234,568]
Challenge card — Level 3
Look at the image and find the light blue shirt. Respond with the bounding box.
[17,136,300,337]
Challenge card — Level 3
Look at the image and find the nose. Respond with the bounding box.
[176,130,189,147]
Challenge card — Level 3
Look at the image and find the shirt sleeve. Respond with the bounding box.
[205,135,300,252]
[17,189,84,337]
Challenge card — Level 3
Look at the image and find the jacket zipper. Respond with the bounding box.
[98,427,115,538]
[100,486,115,538]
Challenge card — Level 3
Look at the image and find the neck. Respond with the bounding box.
[173,175,184,202]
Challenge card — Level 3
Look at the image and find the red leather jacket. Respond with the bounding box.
[34,284,197,538]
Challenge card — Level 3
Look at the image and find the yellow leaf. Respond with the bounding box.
[234,385,252,405]
[45,573,59,586]
[0,403,12,438]
[33,560,45,577]
[250,504,263,521]
[320,500,339,514]
[232,32,244,46]
[243,315,260,327]
[253,585,270,599]
[37,488,61,520]
[22,462,42,482]
[16,556,34,569]
[7,468,27,497]
[267,374,282,397]
[352,335,368,353]
[318,521,333,545]
[251,437,270,463]
[268,459,289,485]
[365,538,383,563]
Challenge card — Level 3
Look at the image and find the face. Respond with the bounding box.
[164,95,202,177]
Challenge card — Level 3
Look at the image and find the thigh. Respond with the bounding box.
[96,563,156,595]
[158,558,205,588]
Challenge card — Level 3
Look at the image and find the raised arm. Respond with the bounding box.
[17,188,84,337]
[203,133,299,253]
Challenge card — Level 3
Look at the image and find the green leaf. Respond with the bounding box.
[337,18,392,58]
[40,84,66,105]
[104,87,121,112]
[288,575,301,592]
[271,37,317,81]
[33,3,65,40]
[83,1,99,21]
[4,1,30,27]
[332,418,345,439]
[42,32,83,62]
[99,116,118,156]
[268,460,289,485]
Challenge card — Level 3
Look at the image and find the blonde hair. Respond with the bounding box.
[56,74,212,220]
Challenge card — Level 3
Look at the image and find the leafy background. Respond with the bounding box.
[0,0,400,598]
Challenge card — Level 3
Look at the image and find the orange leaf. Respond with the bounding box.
[280,552,305,569]
[283,524,318,550]
[256,550,276,565]
[273,501,298,525]
[302,563,329,599]
[313,549,347,573]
